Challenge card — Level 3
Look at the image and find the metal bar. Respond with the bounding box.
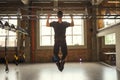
[0,14,120,16]
[0,6,120,9]
[1,17,120,19]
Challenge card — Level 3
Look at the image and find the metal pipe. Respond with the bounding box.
[0,14,120,17]
[0,6,120,9]
[1,17,120,20]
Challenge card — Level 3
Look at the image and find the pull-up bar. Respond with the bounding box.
[0,14,120,19]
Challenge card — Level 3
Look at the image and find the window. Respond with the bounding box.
[104,14,120,28]
[105,33,116,45]
[39,14,84,47]
[0,15,17,47]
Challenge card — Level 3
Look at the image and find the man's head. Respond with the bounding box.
[57,11,63,18]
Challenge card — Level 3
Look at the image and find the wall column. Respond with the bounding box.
[116,30,120,71]
[91,5,98,61]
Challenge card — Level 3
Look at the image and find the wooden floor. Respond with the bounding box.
[0,62,120,80]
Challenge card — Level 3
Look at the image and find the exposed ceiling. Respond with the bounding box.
[0,0,120,19]
[0,0,120,5]
[0,0,92,12]
[0,0,120,15]
[0,0,99,5]
[0,0,91,3]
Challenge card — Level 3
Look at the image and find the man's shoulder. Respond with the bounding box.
[50,21,58,27]
[51,21,57,23]
[62,21,69,23]
[62,21,70,27]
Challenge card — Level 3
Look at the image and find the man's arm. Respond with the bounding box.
[46,14,51,27]
[70,15,74,27]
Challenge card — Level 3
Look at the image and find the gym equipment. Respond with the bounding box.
[4,31,9,73]
[0,20,4,29]
[4,21,11,30]
[10,24,16,32]
[0,19,28,73]
[0,20,28,35]
[17,26,28,35]
[14,38,19,65]
[18,34,26,63]
[13,34,26,65]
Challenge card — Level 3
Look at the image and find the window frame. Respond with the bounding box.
[104,33,116,45]
[101,33,116,48]
[36,11,87,49]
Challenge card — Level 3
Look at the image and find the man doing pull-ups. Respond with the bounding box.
[46,11,74,71]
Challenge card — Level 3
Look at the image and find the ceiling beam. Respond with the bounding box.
[91,0,104,5]
[21,0,29,5]
[53,0,58,11]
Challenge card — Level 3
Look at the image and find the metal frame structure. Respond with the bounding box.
[0,5,120,19]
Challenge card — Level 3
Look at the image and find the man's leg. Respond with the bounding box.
[53,42,60,62]
[59,41,67,71]
[61,42,68,61]
[53,42,62,71]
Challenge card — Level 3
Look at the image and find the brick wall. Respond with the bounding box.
[35,49,91,63]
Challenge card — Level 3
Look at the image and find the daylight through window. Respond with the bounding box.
[39,14,84,46]
[0,15,17,47]
[105,33,116,45]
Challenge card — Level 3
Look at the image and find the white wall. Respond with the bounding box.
[97,23,120,71]
[116,30,120,71]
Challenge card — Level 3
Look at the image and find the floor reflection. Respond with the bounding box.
[0,63,120,80]
[5,70,19,80]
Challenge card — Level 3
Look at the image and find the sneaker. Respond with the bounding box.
[59,60,65,72]
[56,62,61,71]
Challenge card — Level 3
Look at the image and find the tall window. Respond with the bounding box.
[105,33,116,45]
[39,14,84,46]
[0,15,17,47]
